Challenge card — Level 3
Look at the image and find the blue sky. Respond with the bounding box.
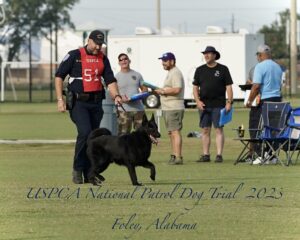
[70,0,295,35]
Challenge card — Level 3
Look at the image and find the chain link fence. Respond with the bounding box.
[0,61,58,102]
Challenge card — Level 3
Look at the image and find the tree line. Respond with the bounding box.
[0,2,297,62]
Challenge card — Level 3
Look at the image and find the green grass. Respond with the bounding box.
[0,102,300,240]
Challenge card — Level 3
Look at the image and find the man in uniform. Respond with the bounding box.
[55,30,123,184]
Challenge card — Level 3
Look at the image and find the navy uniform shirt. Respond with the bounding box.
[55,46,116,93]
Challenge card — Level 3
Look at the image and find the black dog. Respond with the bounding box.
[86,114,160,186]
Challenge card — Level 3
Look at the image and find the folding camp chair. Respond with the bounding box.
[259,102,292,166]
[234,116,263,165]
[234,137,262,164]
[281,107,300,166]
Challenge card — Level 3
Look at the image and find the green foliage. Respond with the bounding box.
[258,9,300,59]
[4,0,79,60]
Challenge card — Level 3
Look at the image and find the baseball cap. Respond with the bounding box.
[89,30,105,45]
[158,52,176,61]
[201,46,220,60]
[256,44,271,54]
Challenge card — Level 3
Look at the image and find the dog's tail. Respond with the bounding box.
[87,128,112,143]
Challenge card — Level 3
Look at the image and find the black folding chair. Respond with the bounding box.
[233,119,263,165]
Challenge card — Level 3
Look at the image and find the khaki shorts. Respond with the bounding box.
[117,111,144,135]
[162,110,184,131]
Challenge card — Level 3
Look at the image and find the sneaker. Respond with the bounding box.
[215,155,223,163]
[174,157,183,165]
[72,170,83,184]
[265,157,278,165]
[252,157,262,165]
[271,157,278,164]
[196,155,210,162]
[168,155,176,165]
[244,155,253,163]
[169,156,183,165]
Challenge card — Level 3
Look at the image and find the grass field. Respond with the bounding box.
[0,102,300,240]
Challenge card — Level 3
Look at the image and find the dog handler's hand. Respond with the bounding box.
[57,98,66,112]
[114,94,123,106]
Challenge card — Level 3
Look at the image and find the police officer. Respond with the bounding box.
[55,30,123,184]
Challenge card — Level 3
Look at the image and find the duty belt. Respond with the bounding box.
[75,92,102,102]
[68,77,82,84]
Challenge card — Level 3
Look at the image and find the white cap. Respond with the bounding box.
[257,44,271,54]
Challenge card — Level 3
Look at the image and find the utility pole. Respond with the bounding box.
[231,14,235,33]
[290,0,297,95]
[49,24,53,102]
[29,29,32,102]
[156,0,161,32]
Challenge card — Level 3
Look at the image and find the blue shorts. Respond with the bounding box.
[199,107,223,128]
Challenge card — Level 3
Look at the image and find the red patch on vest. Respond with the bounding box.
[79,47,104,92]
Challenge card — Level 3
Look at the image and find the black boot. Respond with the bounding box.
[72,170,83,184]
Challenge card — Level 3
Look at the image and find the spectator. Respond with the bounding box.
[155,52,185,165]
[193,46,233,163]
[115,53,148,135]
[246,44,282,164]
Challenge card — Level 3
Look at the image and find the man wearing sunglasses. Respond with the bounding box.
[115,53,148,135]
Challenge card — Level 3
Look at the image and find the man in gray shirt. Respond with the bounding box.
[115,53,148,135]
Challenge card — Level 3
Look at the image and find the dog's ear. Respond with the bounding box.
[142,113,148,125]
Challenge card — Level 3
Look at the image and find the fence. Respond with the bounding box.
[0,61,59,102]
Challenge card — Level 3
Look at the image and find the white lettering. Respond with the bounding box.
[83,69,100,82]
[84,69,92,81]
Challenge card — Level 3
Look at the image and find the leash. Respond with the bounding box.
[115,103,126,118]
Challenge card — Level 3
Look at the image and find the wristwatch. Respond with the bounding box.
[227,99,233,104]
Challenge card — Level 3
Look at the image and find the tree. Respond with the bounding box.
[258,9,300,59]
[4,0,79,61]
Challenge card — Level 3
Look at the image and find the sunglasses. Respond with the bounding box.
[119,58,128,62]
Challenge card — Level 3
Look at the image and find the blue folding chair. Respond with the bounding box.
[282,107,300,166]
[259,102,292,165]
